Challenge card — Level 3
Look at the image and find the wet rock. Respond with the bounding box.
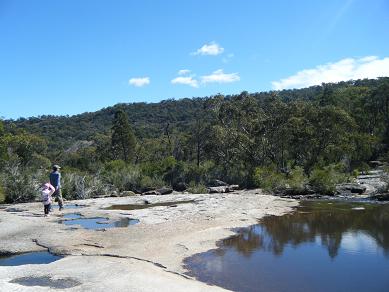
[336,183,367,195]
[5,208,28,212]
[10,276,81,289]
[370,193,389,201]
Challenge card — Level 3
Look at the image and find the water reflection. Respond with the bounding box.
[185,201,389,292]
[0,252,62,266]
[222,201,389,259]
[60,213,139,230]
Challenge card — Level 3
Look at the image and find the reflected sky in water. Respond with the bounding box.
[185,201,389,292]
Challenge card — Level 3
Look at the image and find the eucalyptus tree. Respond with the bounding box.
[111,109,136,162]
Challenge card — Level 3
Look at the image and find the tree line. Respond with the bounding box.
[1,77,388,202]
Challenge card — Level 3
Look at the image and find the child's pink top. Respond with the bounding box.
[41,189,52,205]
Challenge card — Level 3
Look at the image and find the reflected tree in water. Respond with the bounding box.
[219,202,389,259]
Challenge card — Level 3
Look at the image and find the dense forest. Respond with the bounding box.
[1,77,388,203]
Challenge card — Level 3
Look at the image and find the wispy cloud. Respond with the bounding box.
[192,42,224,56]
[326,0,354,37]
[272,56,389,90]
[178,69,191,75]
[222,53,235,63]
[129,77,150,87]
[201,69,240,84]
[171,76,199,88]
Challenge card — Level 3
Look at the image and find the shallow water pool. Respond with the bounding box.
[0,251,62,266]
[184,201,389,292]
[60,213,139,230]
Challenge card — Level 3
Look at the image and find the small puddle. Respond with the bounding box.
[10,276,81,289]
[52,204,86,210]
[0,251,62,266]
[63,213,83,219]
[5,208,28,213]
[105,200,195,210]
[60,213,139,230]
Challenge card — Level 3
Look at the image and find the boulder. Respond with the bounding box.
[141,190,160,196]
[141,187,173,196]
[156,187,173,195]
[208,186,229,193]
[280,186,316,197]
[336,183,367,195]
[119,191,136,197]
[110,191,119,197]
[207,179,229,187]
[370,193,389,201]
[368,161,384,168]
[208,184,239,193]
[173,182,188,192]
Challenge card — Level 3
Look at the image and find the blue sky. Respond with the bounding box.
[0,0,388,119]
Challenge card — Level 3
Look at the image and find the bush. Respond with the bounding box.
[138,175,165,191]
[0,183,5,203]
[309,164,348,195]
[102,161,141,192]
[253,165,286,191]
[1,161,39,203]
[286,166,308,193]
[62,172,112,200]
[187,181,208,194]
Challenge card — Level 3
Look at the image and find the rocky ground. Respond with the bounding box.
[335,163,389,200]
[0,190,297,291]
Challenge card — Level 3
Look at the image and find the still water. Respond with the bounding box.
[60,213,139,230]
[185,201,389,292]
[0,252,62,266]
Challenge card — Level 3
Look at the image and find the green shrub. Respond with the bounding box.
[62,172,111,200]
[102,162,141,192]
[286,166,308,193]
[139,175,165,191]
[309,164,348,195]
[187,181,208,194]
[1,161,38,203]
[253,165,286,191]
[0,183,5,203]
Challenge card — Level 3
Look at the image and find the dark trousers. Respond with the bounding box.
[53,189,64,209]
[44,204,51,215]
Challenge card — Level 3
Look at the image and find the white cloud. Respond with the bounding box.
[171,76,199,88]
[201,69,240,84]
[193,42,224,56]
[272,56,389,90]
[178,69,191,75]
[129,77,150,87]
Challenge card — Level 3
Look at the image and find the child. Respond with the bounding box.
[41,183,55,216]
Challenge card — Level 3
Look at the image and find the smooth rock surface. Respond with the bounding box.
[0,190,297,291]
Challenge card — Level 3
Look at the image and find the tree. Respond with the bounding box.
[111,109,136,162]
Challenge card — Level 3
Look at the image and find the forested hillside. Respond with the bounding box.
[7,78,384,151]
[1,77,388,203]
